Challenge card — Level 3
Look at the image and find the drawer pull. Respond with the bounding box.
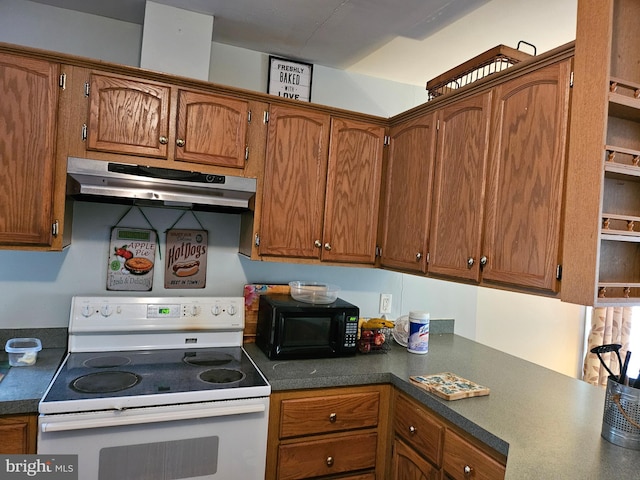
[463,465,473,477]
[329,413,337,423]
[408,425,417,435]
[326,456,334,466]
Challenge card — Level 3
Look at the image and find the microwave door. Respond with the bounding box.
[277,315,335,358]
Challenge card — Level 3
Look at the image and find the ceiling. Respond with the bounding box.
[28,0,489,69]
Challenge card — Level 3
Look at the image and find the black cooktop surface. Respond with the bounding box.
[41,347,268,404]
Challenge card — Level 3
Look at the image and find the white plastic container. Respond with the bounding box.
[5,338,42,366]
[407,311,430,354]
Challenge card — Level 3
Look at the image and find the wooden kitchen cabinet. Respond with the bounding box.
[0,51,67,249]
[481,59,572,293]
[381,113,437,273]
[258,105,385,264]
[258,104,330,258]
[265,385,391,480]
[322,117,385,264]
[0,414,37,454]
[87,71,250,168]
[392,438,441,480]
[563,0,640,305]
[392,391,505,480]
[428,92,492,282]
[442,430,505,480]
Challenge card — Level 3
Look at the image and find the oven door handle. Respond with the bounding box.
[40,402,266,433]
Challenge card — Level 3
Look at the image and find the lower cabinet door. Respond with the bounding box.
[442,430,505,480]
[277,432,377,480]
[392,438,441,480]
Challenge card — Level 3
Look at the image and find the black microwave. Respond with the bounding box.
[255,294,359,359]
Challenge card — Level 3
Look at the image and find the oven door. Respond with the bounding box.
[37,397,269,480]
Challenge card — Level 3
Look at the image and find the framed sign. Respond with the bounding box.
[268,56,313,102]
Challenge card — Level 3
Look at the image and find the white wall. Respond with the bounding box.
[0,0,587,378]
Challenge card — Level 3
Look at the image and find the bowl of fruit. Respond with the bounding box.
[357,318,395,354]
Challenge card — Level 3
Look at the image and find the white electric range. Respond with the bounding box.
[38,296,270,480]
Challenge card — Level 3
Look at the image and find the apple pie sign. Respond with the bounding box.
[268,56,313,102]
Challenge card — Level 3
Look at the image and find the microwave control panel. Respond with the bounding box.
[344,315,358,348]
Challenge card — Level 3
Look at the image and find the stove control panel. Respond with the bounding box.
[70,297,244,331]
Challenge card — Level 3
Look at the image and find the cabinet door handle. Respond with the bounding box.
[176,138,186,147]
[467,257,475,268]
[329,413,337,423]
[480,255,487,267]
[326,456,334,466]
[159,136,168,145]
[408,425,417,435]
[314,240,322,248]
[416,252,422,261]
[324,243,332,251]
[463,465,473,477]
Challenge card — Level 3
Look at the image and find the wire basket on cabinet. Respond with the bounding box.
[426,42,536,100]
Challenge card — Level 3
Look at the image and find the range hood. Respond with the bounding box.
[66,157,256,211]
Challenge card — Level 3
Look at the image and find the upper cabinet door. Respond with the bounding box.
[0,53,59,246]
[259,105,330,258]
[322,118,385,264]
[429,92,492,282]
[482,60,571,292]
[175,90,248,168]
[87,73,171,158]
[381,113,436,273]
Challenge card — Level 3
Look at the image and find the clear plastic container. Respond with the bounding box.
[288,281,340,304]
[5,338,42,366]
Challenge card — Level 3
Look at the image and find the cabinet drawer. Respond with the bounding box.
[443,429,505,480]
[279,392,379,438]
[394,393,444,467]
[277,432,377,480]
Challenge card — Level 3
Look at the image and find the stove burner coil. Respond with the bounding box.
[83,356,131,368]
[183,352,234,367]
[71,371,141,393]
[198,368,245,384]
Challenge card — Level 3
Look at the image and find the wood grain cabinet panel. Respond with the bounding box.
[429,92,492,282]
[278,432,377,480]
[482,60,571,292]
[175,89,248,168]
[322,118,385,264]
[381,113,437,273]
[392,438,442,480]
[0,52,59,247]
[393,392,444,468]
[280,391,379,438]
[88,73,171,158]
[0,414,37,454]
[259,105,330,258]
[442,429,505,480]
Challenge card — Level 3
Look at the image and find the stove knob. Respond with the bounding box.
[189,305,200,316]
[100,304,114,317]
[81,305,93,317]
[212,305,221,316]
[228,304,237,316]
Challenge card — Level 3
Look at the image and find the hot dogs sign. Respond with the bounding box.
[165,229,208,289]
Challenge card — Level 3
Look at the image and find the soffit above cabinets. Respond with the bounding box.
[28,0,489,69]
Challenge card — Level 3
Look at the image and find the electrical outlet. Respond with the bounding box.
[379,293,392,314]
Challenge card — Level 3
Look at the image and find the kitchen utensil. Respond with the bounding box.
[619,351,632,385]
[590,344,623,382]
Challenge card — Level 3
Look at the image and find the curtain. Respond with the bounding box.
[583,307,633,386]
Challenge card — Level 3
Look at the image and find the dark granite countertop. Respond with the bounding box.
[0,328,67,415]
[244,334,639,480]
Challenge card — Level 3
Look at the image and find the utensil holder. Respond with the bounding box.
[601,376,640,450]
